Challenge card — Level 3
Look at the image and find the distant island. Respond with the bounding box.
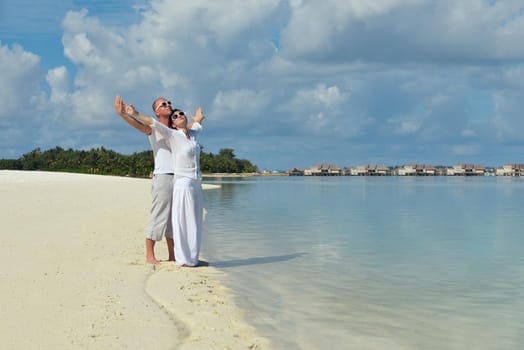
[0,146,257,177]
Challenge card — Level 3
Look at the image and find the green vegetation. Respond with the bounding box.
[0,146,258,177]
[200,148,258,174]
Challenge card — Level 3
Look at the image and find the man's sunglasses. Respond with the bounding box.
[155,101,172,111]
[171,111,185,120]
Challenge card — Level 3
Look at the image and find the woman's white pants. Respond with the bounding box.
[172,176,203,267]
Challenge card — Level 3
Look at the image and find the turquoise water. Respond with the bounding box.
[201,176,524,349]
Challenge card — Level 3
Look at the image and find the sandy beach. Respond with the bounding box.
[0,170,270,349]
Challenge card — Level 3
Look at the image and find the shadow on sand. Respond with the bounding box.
[209,253,305,268]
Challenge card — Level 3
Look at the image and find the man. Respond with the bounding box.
[114,96,203,264]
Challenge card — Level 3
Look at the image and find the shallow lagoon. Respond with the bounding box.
[202,176,524,349]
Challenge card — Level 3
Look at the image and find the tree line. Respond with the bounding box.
[0,146,258,177]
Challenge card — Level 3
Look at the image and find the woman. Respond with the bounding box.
[125,102,205,267]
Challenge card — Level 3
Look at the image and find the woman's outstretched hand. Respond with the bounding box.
[192,107,205,124]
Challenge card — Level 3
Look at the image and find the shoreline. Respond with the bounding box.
[0,170,270,349]
[202,173,287,177]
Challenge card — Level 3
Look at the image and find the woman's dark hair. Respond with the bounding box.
[169,108,182,129]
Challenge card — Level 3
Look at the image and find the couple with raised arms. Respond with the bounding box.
[114,95,205,267]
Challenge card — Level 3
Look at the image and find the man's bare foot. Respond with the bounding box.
[146,257,160,265]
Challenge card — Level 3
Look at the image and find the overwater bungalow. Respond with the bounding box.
[288,168,304,176]
[447,164,485,176]
[397,164,436,176]
[496,164,524,176]
[350,165,390,176]
[303,163,341,176]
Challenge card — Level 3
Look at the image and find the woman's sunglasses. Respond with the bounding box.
[171,111,185,120]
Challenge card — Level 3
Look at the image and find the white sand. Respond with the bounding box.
[0,170,270,349]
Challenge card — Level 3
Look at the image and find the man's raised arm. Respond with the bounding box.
[114,95,152,135]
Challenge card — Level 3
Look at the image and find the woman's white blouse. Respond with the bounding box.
[152,120,202,179]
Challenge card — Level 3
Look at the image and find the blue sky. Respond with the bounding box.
[1,0,524,170]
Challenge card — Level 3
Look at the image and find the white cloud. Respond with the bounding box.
[391,117,422,135]
[490,91,524,141]
[297,84,345,107]
[461,128,476,137]
[0,42,42,118]
[451,144,480,156]
[46,66,70,103]
[211,89,270,123]
[62,9,123,79]
[0,42,47,158]
[501,65,524,88]
[284,84,347,112]
[281,0,524,63]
